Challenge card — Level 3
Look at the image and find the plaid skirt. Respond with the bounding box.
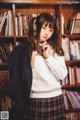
[28,94,66,120]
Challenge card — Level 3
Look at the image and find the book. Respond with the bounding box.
[62,37,70,60]
[61,13,65,35]
[65,19,73,34]
[74,66,80,84]
[0,44,8,63]
[66,91,77,109]
[69,91,80,108]
[63,90,69,110]
[70,14,77,34]
[70,41,76,60]
[0,71,10,88]
[0,12,7,33]
[73,19,80,34]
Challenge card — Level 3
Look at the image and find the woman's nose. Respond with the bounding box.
[45,29,49,35]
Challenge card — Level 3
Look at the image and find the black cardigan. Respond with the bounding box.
[8,41,32,115]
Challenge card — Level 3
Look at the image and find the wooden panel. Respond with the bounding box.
[0,0,80,4]
[15,6,56,15]
[0,9,9,14]
[0,0,58,4]
[61,4,80,28]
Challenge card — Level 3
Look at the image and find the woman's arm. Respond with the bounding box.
[45,55,68,80]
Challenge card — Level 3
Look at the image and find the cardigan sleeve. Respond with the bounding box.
[45,55,68,80]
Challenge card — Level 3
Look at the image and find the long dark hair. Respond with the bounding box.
[28,13,64,56]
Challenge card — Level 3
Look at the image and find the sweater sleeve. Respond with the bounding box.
[45,54,68,80]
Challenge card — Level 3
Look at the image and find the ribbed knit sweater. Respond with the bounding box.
[30,54,68,98]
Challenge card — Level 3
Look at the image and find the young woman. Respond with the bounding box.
[8,13,68,120]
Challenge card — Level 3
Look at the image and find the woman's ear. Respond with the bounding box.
[52,30,54,34]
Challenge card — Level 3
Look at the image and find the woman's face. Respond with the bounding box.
[40,23,54,43]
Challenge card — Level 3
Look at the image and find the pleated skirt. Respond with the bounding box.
[28,94,66,120]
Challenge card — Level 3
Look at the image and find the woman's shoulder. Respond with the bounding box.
[8,41,31,60]
[8,41,32,65]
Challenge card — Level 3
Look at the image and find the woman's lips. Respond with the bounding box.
[42,36,47,39]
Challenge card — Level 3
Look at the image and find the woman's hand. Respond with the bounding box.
[42,44,51,59]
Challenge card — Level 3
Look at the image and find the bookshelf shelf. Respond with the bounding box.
[66,60,80,67]
[0,35,28,38]
[0,37,14,44]
[0,88,11,93]
[0,64,8,70]
[65,108,80,113]
[0,0,59,5]
[62,85,80,91]
[61,34,80,39]
[0,36,14,38]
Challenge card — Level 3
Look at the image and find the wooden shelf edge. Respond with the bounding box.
[0,0,59,5]
[62,85,80,91]
[0,35,27,38]
[65,60,80,67]
[65,108,80,113]
[61,34,80,39]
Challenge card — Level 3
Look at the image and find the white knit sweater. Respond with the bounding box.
[30,54,68,98]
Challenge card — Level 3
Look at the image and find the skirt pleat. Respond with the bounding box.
[28,94,66,120]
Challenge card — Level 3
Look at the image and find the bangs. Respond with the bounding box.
[44,22,54,29]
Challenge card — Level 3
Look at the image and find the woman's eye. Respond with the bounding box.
[42,27,46,29]
[50,29,53,32]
